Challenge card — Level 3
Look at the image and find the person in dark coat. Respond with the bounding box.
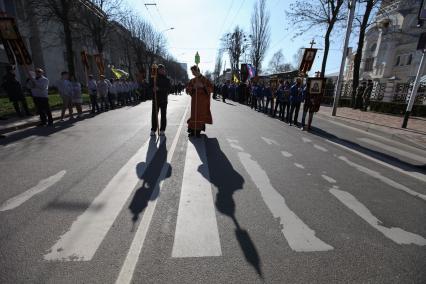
[363,80,373,111]
[149,64,172,136]
[355,82,366,109]
[221,80,230,103]
[1,65,30,117]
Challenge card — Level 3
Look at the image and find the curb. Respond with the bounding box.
[0,109,92,135]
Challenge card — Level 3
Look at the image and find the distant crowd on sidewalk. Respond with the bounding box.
[214,77,323,131]
[0,65,185,127]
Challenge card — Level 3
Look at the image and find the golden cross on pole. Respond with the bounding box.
[309,39,316,48]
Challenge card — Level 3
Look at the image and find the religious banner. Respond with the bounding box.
[0,17,32,65]
[93,53,105,75]
[299,48,317,75]
[307,77,326,112]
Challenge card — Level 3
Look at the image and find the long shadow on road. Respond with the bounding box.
[129,137,171,231]
[194,137,263,277]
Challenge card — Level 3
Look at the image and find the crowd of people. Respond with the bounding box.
[1,65,185,127]
[214,77,320,131]
[2,64,322,133]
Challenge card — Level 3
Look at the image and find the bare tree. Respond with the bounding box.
[77,0,124,54]
[221,26,247,78]
[143,27,167,75]
[121,13,149,72]
[250,0,271,75]
[267,49,294,74]
[28,0,79,75]
[351,0,382,106]
[120,12,166,75]
[286,0,346,76]
[213,50,223,83]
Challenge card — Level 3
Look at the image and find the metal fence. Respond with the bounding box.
[323,80,426,105]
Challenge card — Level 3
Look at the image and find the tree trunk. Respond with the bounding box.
[63,20,75,77]
[351,0,374,107]
[321,25,333,77]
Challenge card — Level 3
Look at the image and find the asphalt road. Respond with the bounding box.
[0,95,425,284]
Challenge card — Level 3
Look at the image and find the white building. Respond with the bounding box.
[345,0,426,104]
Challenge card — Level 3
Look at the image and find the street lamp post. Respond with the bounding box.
[332,0,356,116]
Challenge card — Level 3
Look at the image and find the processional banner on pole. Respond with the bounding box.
[0,17,32,65]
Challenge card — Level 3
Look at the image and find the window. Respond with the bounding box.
[364,57,374,71]
[395,56,400,66]
[406,54,413,65]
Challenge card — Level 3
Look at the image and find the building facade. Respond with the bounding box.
[0,0,141,90]
[342,0,426,105]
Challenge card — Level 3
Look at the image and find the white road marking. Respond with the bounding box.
[0,171,66,212]
[116,106,188,284]
[325,139,426,183]
[261,137,280,146]
[294,163,305,169]
[172,138,222,258]
[302,137,312,143]
[227,139,239,143]
[4,142,17,148]
[230,143,244,151]
[314,144,328,152]
[339,156,426,201]
[316,115,426,153]
[321,175,337,184]
[281,151,293,158]
[44,139,163,261]
[237,151,333,252]
[330,186,426,246]
[357,137,426,164]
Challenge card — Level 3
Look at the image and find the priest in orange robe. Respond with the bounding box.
[185,65,213,137]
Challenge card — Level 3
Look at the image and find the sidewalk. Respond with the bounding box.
[316,105,426,150]
[0,106,92,135]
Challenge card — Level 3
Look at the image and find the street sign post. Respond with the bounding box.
[332,0,356,116]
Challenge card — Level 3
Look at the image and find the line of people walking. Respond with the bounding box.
[215,77,315,130]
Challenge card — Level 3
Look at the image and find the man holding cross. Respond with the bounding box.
[150,64,171,136]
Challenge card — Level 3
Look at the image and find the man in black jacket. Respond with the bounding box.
[150,64,171,136]
[2,65,31,117]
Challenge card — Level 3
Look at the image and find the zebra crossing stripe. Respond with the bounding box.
[0,170,66,212]
[171,138,222,257]
[44,138,163,261]
[116,105,189,284]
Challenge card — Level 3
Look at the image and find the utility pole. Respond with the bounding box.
[332,0,356,116]
[402,49,426,128]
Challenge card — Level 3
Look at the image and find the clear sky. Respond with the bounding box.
[126,0,348,77]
